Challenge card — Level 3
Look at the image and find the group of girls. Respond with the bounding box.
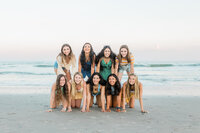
[47,43,147,113]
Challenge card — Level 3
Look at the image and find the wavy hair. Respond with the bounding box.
[117,45,131,63]
[57,44,75,64]
[95,45,116,69]
[86,72,106,94]
[126,73,140,99]
[80,43,96,70]
[55,74,69,105]
[106,74,121,96]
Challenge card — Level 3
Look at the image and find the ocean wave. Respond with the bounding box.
[135,63,200,67]
[34,65,53,68]
[0,71,54,75]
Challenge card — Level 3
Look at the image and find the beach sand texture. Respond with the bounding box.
[1,94,200,133]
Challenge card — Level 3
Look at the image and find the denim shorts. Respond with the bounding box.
[118,64,130,73]
[54,61,58,69]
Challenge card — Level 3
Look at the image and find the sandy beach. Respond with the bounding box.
[1,93,200,133]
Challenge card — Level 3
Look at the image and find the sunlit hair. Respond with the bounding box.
[126,73,140,99]
[86,72,106,94]
[80,43,96,70]
[57,44,75,64]
[117,45,131,63]
[55,74,69,105]
[106,74,121,95]
[71,72,84,98]
[95,45,116,69]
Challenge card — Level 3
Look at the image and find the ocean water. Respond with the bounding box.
[0,61,200,95]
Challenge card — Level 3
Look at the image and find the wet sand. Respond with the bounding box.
[0,94,200,133]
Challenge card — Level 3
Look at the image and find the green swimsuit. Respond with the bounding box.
[100,59,112,81]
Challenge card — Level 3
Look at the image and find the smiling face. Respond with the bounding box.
[62,46,71,56]
[129,75,136,85]
[60,76,66,86]
[83,43,91,54]
[93,75,100,85]
[104,48,111,58]
[120,48,128,58]
[108,76,117,86]
[74,74,82,84]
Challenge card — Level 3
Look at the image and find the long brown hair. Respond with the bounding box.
[57,44,75,64]
[55,74,69,105]
[117,45,131,63]
[125,73,140,99]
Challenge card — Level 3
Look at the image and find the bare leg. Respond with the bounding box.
[75,99,82,108]
[90,96,94,107]
[71,99,76,108]
[118,72,123,82]
[106,95,112,112]
[97,95,102,107]
[129,95,135,108]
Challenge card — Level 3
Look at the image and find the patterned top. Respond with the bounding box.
[116,54,134,65]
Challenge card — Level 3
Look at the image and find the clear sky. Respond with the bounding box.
[0,0,200,62]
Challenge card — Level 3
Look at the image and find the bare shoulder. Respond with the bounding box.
[52,82,56,90]
[139,82,143,88]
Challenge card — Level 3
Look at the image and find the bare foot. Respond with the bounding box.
[106,109,111,112]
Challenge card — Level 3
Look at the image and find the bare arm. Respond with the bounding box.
[111,63,115,74]
[115,61,119,75]
[67,82,72,112]
[130,63,134,74]
[86,84,91,112]
[101,86,105,112]
[81,81,87,112]
[78,55,82,73]
[46,83,56,112]
[96,58,102,73]
[139,82,145,112]
[91,55,95,75]
[122,82,126,111]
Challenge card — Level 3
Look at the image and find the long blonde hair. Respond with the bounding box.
[71,72,84,98]
[126,73,140,100]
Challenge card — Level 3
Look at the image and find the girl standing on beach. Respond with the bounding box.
[86,72,106,112]
[105,74,122,112]
[121,73,147,113]
[78,43,96,80]
[47,74,72,112]
[71,72,87,112]
[54,44,76,82]
[115,45,134,81]
[96,45,116,81]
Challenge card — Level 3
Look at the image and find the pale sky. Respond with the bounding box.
[0,0,200,62]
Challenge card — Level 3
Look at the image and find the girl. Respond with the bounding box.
[47,74,72,112]
[105,74,121,112]
[121,73,147,113]
[71,72,87,112]
[115,45,134,81]
[55,44,76,82]
[78,43,96,80]
[96,45,116,81]
[86,72,106,112]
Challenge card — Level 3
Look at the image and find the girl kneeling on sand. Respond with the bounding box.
[121,73,147,113]
[86,72,106,112]
[71,72,87,112]
[106,74,122,112]
[47,74,72,112]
